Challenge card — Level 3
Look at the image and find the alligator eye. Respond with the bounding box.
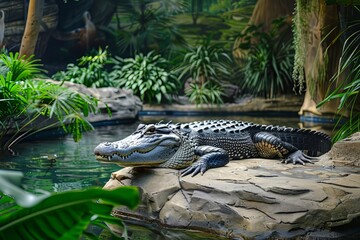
[146,126,156,134]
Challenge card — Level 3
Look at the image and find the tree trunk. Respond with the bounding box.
[233,0,294,59]
[298,1,346,117]
[19,0,44,58]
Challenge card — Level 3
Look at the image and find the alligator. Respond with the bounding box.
[94,120,332,176]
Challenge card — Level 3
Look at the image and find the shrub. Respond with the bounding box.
[53,48,112,88]
[239,19,294,99]
[110,51,179,104]
[185,81,224,105]
[176,42,232,104]
[0,53,100,152]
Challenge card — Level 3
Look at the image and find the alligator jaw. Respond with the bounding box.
[95,146,159,162]
[94,133,181,166]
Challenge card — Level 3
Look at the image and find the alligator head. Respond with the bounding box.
[94,123,182,167]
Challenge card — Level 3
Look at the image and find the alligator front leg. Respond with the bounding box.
[253,132,317,165]
[181,146,229,177]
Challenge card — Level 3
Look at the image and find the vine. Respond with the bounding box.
[292,0,310,93]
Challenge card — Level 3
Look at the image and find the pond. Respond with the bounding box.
[0,115,332,239]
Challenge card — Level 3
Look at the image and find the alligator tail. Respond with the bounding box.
[249,125,332,157]
[277,128,332,156]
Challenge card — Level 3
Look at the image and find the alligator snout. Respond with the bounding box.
[94,142,115,155]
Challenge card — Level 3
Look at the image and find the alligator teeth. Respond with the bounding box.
[108,156,111,161]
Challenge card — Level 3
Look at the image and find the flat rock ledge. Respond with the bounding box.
[104,133,360,239]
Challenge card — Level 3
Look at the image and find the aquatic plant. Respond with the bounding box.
[111,51,179,104]
[0,170,139,239]
[53,48,112,88]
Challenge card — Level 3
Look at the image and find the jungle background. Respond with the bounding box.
[1,0,359,144]
[0,1,360,239]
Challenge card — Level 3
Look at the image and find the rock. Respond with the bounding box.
[104,134,360,239]
[319,132,360,167]
[45,80,142,123]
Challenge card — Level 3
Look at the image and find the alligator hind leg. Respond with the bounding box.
[253,132,317,165]
[181,146,229,177]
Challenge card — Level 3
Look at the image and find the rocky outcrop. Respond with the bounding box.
[104,133,360,239]
[46,80,142,123]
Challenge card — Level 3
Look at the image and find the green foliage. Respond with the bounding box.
[0,52,44,82]
[111,51,179,104]
[53,48,112,88]
[209,0,231,13]
[292,0,312,93]
[240,20,294,98]
[318,18,360,142]
[176,42,232,104]
[0,52,100,151]
[0,170,140,239]
[232,0,257,8]
[177,43,233,84]
[113,0,187,57]
[185,81,224,105]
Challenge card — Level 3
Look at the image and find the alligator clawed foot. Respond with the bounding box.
[282,150,319,165]
[181,161,207,177]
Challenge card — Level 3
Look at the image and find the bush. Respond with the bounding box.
[176,42,233,104]
[53,48,112,88]
[110,51,179,104]
[0,53,100,152]
[239,19,294,99]
[185,81,224,105]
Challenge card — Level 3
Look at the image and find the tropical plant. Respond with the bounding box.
[317,17,360,142]
[0,52,100,152]
[239,20,294,98]
[0,170,140,239]
[110,51,179,104]
[176,42,232,104]
[292,0,310,93]
[185,81,224,105]
[232,0,257,8]
[53,48,112,88]
[113,0,187,57]
[177,43,233,86]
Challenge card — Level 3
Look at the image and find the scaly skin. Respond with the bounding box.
[94,120,332,176]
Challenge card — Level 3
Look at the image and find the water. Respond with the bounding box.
[0,122,139,192]
[0,116,331,239]
[0,116,307,192]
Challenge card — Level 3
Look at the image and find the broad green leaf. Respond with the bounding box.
[0,170,140,240]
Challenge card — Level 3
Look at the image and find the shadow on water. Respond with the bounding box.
[0,116,336,239]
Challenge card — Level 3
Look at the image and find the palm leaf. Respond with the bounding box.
[0,170,139,240]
